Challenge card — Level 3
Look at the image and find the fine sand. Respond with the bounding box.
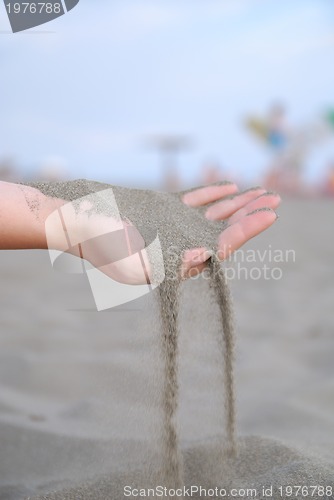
[0,190,333,499]
[30,437,334,500]
[25,179,237,490]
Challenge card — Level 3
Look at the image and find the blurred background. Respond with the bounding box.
[1,3,334,496]
[1,0,334,194]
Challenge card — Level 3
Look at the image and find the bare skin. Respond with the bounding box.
[0,181,280,284]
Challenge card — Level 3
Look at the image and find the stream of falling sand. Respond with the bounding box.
[158,252,236,499]
[23,179,237,499]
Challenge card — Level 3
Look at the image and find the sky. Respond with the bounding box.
[1,0,334,187]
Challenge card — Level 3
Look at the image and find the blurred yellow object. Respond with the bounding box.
[246,117,268,141]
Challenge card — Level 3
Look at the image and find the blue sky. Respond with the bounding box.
[1,0,334,186]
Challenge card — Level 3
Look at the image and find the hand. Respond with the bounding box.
[180,183,280,278]
[48,183,280,285]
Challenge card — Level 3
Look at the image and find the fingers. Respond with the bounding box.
[187,262,208,278]
[183,262,208,279]
[205,188,266,220]
[228,192,281,225]
[181,184,281,279]
[181,247,212,278]
[182,183,238,207]
[217,208,278,261]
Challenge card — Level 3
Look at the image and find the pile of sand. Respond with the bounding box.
[30,437,334,499]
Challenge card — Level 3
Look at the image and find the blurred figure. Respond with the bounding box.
[164,169,181,193]
[201,161,224,185]
[267,103,289,152]
[36,157,68,182]
[246,103,332,196]
[247,103,296,194]
[322,161,334,196]
[0,157,17,182]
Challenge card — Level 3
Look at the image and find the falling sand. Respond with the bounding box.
[23,180,235,488]
[21,179,334,500]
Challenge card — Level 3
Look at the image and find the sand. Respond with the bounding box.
[24,179,237,492]
[0,188,334,499]
[28,437,334,500]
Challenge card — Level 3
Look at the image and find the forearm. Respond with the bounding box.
[0,181,64,250]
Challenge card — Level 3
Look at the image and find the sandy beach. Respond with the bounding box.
[0,198,333,499]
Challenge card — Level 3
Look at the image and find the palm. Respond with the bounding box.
[60,183,280,284]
